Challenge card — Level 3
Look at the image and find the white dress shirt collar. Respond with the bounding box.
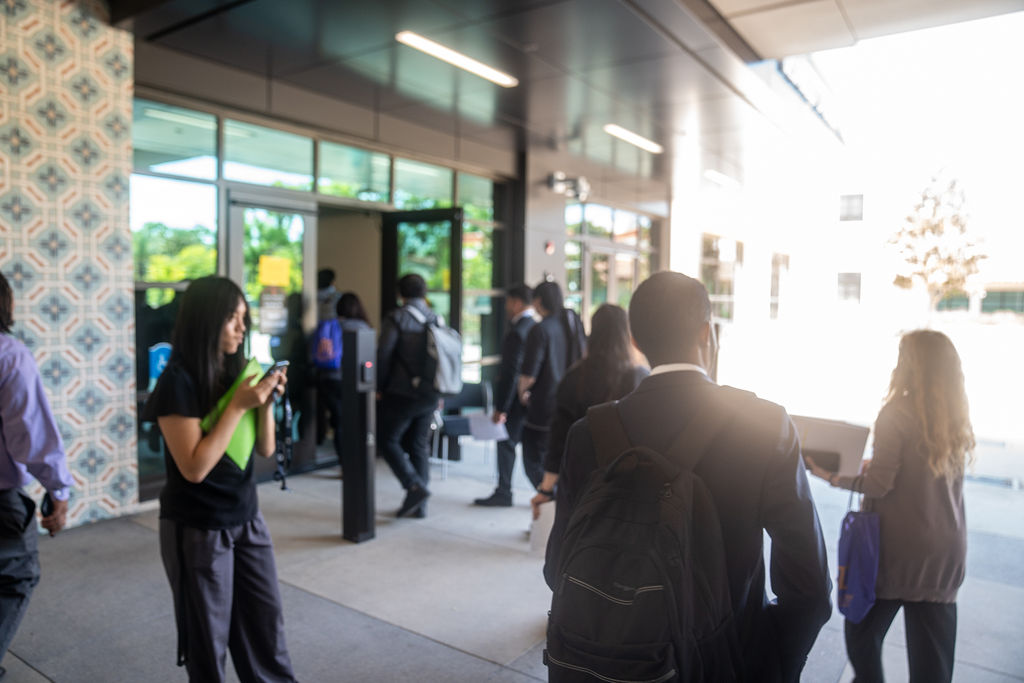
[649,363,708,377]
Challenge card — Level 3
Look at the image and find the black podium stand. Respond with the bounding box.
[340,327,376,543]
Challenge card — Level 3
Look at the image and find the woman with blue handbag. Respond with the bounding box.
[808,330,974,682]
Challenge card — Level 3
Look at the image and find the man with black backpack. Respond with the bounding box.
[377,274,460,519]
[544,271,831,682]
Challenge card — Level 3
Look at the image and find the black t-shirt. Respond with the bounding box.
[519,311,586,429]
[142,360,258,529]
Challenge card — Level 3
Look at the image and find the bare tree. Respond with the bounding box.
[890,175,986,310]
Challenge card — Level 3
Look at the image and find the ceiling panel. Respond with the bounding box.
[730,1,856,58]
[841,0,1024,40]
[582,52,734,110]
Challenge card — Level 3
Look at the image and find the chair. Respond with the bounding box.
[429,381,494,480]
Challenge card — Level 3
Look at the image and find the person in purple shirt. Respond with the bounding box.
[0,270,73,679]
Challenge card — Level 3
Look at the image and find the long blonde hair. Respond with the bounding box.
[885,330,975,477]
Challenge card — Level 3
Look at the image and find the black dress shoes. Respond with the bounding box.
[473,491,513,507]
[397,486,430,518]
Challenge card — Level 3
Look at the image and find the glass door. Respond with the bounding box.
[382,208,464,329]
[228,192,318,475]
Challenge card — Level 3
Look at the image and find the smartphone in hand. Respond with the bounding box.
[41,491,54,517]
[261,360,290,382]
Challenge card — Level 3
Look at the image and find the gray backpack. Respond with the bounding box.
[404,306,463,397]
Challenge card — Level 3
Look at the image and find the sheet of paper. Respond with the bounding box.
[467,412,509,441]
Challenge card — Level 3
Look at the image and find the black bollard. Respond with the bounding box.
[340,327,376,542]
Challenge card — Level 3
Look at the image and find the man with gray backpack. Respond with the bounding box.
[377,274,462,519]
[544,271,832,682]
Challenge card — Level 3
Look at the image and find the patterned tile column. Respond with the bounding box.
[0,0,135,524]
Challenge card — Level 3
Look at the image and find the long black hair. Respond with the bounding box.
[337,291,370,323]
[578,304,634,403]
[0,270,12,334]
[170,276,251,414]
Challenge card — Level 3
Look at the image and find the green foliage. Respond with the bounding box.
[132,221,216,283]
[398,221,450,291]
[462,225,493,292]
[890,175,986,309]
[242,210,303,308]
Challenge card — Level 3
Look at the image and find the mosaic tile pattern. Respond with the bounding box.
[0,0,134,525]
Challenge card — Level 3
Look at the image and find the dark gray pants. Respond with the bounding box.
[495,411,526,496]
[159,513,295,683]
[0,489,40,666]
[519,426,548,490]
[380,394,437,491]
[846,598,957,683]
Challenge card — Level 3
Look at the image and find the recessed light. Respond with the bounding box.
[602,124,663,154]
[395,31,519,88]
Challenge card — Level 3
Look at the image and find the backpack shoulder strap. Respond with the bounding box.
[404,304,426,324]
[586,401,631,469]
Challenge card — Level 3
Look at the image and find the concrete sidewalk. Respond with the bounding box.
[4,444,1023,682]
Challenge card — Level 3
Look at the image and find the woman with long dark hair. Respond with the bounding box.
[808,329,974,683]
[517,281,587,493]
[143,276,296,682]
[530,303,648,517]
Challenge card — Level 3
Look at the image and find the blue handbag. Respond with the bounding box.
[836,482,880,624]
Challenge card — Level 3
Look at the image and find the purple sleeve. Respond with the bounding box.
[0,345,73,498]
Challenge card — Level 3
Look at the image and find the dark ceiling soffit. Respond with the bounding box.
[109,0,175,25]
[132,0,259,41]
[671,0,761,63]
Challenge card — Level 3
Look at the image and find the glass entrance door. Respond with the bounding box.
[228,193,318,475]
[382,208,464,329]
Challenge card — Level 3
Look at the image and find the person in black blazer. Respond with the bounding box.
[545,272,832,682]
[474,284,538,507]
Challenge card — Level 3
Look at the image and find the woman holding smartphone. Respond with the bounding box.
[807,329,973,683]
[143,276,296,683]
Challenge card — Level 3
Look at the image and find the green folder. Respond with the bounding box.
[199,357,262,470]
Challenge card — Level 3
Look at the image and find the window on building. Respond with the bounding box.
[840,194,864,221]
[770,253,789,319]
[838,272,862,302]
[701,234,743,320]
[937,292,970,311]
[565,240,583,314]
[133,100,217,180]
[223,119,314,191]
[393,158,453,209]
[458,174,502,383]
[565,203,583,236]
[318,141,390,202]
[981,290,1024,313]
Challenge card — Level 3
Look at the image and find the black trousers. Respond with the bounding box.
[518,425,548,490]
[494,411,526,496]
[845,598,957,683]
[159,514,295,683]
[0,489,40,667]
[315,375,344,459]
[380,394,437,491]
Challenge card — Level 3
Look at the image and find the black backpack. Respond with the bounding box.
[544,392,743,682]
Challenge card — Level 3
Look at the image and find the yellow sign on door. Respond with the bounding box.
[259,255,291,287]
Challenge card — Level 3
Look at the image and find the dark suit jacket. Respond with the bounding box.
[493,313,537,436]
[546,370,832,682]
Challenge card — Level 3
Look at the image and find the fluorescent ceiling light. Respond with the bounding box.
[395,30,518,88]
[602,124,663,154]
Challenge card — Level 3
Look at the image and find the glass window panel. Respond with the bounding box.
[637,215,652,249]
[615,253,635,308]
[458,172,494,222]
[463,223,494,292]
[565,241,583,313]
[585,204,613,238]
[394,158,453,209]
[223,119,313,191]
[397,220,452,322]
[318,141,390,202]
[613,210,638,246]
[590,252,610,312]
[462,295,502,373]
[242,208,306,364]
[130,175,217,285]
[638,252,651,284]
[133,99,217,180]
[565,203,583,236]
